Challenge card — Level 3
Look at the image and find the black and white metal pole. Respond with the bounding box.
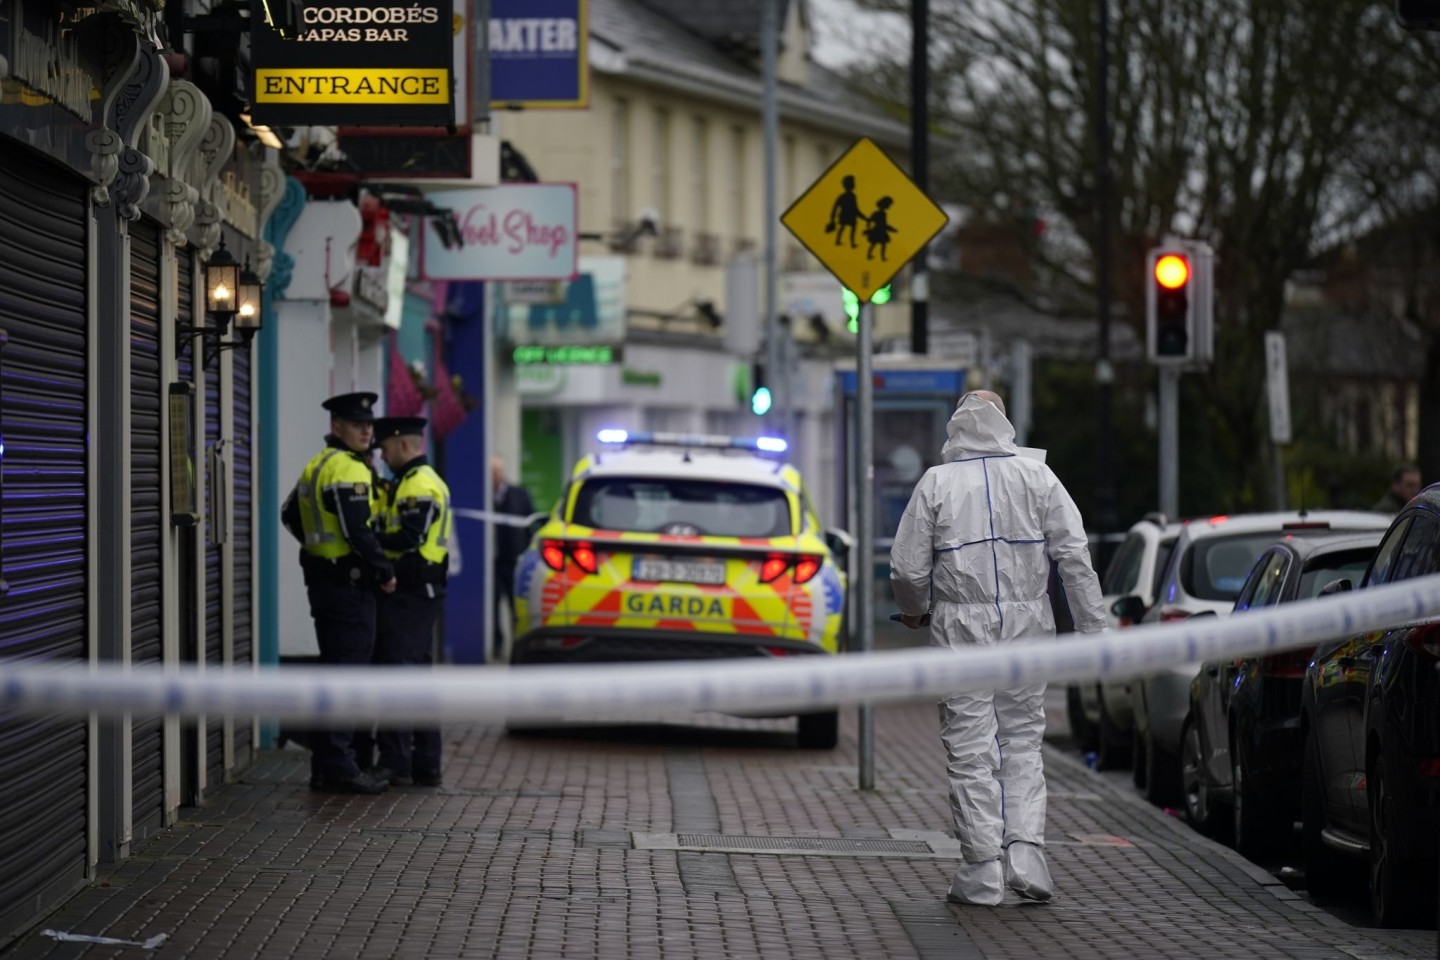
[761,0,782,433]
[910,0,929,355]
[1094,0,1118,563]
[857,301,876,790]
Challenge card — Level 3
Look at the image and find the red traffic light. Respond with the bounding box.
[1154,254,1190,289]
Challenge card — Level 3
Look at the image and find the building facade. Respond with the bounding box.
[0,1,277,944]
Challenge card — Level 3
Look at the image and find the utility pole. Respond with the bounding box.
[1094,0,1117,565]
[761,0,782,433]
[909,0,929,355]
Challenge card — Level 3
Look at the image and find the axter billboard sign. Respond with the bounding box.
[251,1,456,127]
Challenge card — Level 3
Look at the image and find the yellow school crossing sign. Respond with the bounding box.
[781,137,948,303]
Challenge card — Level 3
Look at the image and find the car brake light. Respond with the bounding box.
[570,542,599,575]
[1259,649,1313,678]
[763,646,797,657]
[541,540,599,574]
[1208,515,1229,524]
[759,556,790,583]
[1405,624,1440,659]
[1418,759,1440,778]
[793,555,822,584]
[1160,609,1192,622]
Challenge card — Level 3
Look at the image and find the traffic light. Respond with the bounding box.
[1147,250,1193,363]
[843,284,891,333]
[750,361,772,416]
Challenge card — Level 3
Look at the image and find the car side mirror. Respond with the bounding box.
[825,527,853,562]
[1111,595,1146,624]
[1318,578,1353,597]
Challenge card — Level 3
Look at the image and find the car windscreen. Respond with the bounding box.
[1151,538,1178,598]
[1185,532,1304,602]
[1297,549,1376,600]
[571,477,793,538]
[1101,534,1144,595]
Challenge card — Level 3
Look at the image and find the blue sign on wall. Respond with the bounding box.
[489,0,589,108]
[838,369,967,396]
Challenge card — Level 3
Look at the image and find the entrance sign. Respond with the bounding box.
[781,137,948,303]
[250,0,455,127]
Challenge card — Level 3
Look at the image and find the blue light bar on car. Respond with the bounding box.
[593,430,789,455]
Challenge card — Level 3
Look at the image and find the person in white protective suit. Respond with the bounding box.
[890,390,1107,905]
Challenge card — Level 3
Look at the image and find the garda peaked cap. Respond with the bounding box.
[373,416,428,440]
[322,392,378,422]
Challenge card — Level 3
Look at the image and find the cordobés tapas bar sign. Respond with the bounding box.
[250,1,455,127]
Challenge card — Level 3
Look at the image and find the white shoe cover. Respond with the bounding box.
[946,858,1004,905]
[1004,841,1054,902]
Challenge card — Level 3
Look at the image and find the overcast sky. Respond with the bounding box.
[807,0,908,69]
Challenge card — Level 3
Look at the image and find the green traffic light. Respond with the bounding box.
[751,386,773,416]
[842,284,890,333]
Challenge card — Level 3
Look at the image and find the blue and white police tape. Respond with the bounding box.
[1,573,1437,725]
[451,508,548,527]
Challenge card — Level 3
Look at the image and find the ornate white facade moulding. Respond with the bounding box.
[188,114,236,259]
[255,162,287,283]
[159,80,211,247]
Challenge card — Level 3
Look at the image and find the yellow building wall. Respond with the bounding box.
[498,74,904,330]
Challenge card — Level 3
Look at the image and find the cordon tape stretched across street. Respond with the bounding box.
[1,572,1436,725]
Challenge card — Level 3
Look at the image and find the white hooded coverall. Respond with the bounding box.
[890,395,1106,904]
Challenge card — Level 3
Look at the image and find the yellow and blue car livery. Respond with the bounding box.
[512,432,848,665]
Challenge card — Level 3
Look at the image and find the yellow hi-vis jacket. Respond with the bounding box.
[281,437,394,581]
[378,457,451,592]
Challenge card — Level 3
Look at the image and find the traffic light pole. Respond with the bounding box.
[857,301,876,791]
[1159,366,1179,517]
[761,0,782,435]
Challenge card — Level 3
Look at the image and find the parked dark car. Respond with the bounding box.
[1301,486,1440,928]
[1184,532,1381,855]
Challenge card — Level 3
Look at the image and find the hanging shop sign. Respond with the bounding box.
[250,0,455,127]
[421,183,578,281]
[489,0,588,109]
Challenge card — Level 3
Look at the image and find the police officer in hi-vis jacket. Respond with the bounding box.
[281,392,396,795]
[368,415,450,787]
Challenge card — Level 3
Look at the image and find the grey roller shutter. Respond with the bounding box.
[231,347,252,763]
[204,358,223,788]
[0,141,90,943]
[129,221,164,845]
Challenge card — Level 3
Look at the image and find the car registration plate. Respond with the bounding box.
[633,557,726,585]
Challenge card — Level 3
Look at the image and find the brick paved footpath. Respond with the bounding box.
[3,694,1435,960]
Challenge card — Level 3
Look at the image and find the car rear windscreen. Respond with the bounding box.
[1186,532,1306,602]
[572,478,793,538]
[1298,549,1376,599]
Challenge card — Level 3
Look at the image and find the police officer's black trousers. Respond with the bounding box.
[374,591,442,779]
[305,575,377,780]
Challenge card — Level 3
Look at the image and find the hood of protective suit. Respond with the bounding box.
[940,395,1019,462]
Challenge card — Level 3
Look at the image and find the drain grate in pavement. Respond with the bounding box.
[634,830,963,859]
[678,834,933,854]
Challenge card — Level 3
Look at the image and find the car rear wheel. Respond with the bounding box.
[796,710,839,750]
[1233,740,1287,860]
[1181,719,1219,834]
[1368,754,1435,928]
[1143,725,1180,807]
[1066,685,1098,752]
[1301,727,1348,900]
[1097,696,1131,771]
[1131,722,1147,789]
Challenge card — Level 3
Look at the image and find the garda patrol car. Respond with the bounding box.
[511,431,850,748]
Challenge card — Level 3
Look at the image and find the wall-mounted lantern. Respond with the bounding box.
[178,237,264,368]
